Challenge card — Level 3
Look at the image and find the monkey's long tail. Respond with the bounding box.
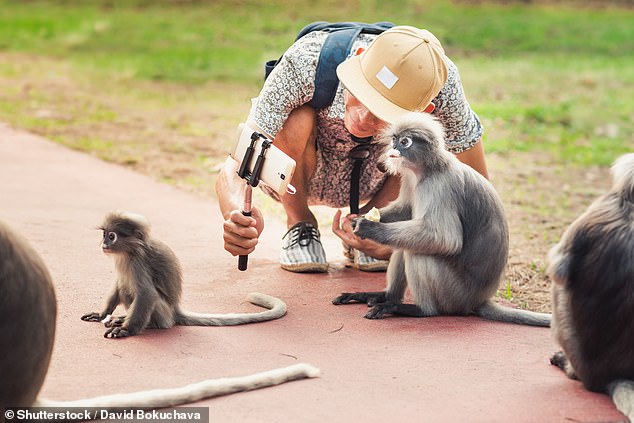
[475,300,551,327]
[175,292,287,326]
[609,380,634,422]
[35,363,319,410]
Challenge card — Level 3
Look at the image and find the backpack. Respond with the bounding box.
[264,21,395,110]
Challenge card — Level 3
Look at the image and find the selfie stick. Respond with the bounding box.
[236,131,271,271]
[238,185,253,271]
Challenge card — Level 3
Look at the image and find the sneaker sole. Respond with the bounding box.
[356,263,388,272]
[281,262,329,273]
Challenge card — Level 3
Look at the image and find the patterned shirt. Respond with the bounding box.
[250,30,483,208]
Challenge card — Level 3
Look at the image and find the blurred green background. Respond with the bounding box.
[0,0,632,170]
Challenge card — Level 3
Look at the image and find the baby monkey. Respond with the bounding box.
[1,218,317,415]
[333,113,550,327]
[548,153,634,420]
[82,211,286,338]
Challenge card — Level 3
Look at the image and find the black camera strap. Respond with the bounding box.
[349,138,372,214]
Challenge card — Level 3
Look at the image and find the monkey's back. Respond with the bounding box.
[565,193,634,391]
[405,161,510,314]
[448,163,509,301]
[144,238,184,305]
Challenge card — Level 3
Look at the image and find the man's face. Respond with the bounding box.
[343,90,388,138]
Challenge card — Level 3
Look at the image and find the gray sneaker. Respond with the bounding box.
[353,249,389,272]
[280,222,329,273]
[343,243,388,272]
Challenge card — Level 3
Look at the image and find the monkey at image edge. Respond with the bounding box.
[547,152,634,421]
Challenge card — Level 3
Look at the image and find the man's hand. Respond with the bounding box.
[223,207,264,256]
[331,210,392,260]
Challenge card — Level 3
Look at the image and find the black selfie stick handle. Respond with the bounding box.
[238,185,253,271]
[237,210,251,271]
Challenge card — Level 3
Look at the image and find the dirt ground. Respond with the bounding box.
[0,52,612,313]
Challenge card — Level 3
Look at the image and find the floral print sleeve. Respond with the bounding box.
[250,32,324,137]
[431,57,483,153]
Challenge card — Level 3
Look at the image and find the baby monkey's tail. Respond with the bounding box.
[175,292,287,326]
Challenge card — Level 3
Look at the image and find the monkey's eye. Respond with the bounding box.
[399,136,413,149]
[107,232,117,243]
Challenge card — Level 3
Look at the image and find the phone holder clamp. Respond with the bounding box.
[237,131,272,188]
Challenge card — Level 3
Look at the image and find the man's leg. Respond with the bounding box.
[273,105,319,229]
[273,106,328,273]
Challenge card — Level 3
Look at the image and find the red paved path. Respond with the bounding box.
[0,123,626,422]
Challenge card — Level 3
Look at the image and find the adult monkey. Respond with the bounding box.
[0,220,318,418]
[548,153,634,421]
[333,113,550,327]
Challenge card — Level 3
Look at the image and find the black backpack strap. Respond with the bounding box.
[349,143,372,215]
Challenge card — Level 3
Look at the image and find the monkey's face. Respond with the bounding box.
[383,134,409,175]
[99,221,145,255]
[101,230,119,254]
[383,129,439,176]
[379,113,446,176]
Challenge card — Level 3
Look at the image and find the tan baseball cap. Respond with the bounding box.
[336,26,448,124]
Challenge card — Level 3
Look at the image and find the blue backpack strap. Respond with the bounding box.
[308,26,363,109]
[264,22,395,108]
[308,22,394,109]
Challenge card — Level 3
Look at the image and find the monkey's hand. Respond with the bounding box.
[332,291,387,306]
[81,312,107,322]
[104,326,131,339]
[351,217,382,242]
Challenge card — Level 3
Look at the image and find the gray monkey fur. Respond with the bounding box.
[548,153,634,421]
[333,113,550,327]
[0,221,56,409]
[82,211,287,338]
[0,218,318,418]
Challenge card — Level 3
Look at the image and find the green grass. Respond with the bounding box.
[0,0,632,166]
[1,1,632,82]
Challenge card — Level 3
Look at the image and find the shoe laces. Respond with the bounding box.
[283,222,321,248]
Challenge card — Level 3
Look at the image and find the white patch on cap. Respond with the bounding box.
[376,65,399,90]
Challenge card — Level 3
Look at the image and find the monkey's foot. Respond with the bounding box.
[81,312,105,322]
[365,302,399,319]
[550,351,567,370]
[550,351,578,379]
[332,291,386,306]
[104,316,125,328]
[104,326,131,338]
[366,302,428,319]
